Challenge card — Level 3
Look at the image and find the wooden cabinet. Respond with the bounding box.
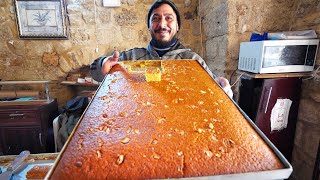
[0,100,58,155]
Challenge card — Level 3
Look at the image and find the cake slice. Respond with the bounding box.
[120,60,163,74]
[145,67,162,82]
[26,165,52,179]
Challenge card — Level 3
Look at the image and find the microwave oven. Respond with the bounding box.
[238,39,319,73]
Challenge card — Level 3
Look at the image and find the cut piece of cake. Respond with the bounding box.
[26,165,52,179]
[120,60,162,74]
[145,67,162,82]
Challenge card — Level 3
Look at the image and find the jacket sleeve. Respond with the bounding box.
[90,56,108,82]
[90,50,132,82]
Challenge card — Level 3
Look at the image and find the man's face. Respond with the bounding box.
[149,4,179,45]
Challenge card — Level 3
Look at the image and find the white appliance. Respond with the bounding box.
[238,39,319,73]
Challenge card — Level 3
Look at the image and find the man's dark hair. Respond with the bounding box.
[147,0,181,29]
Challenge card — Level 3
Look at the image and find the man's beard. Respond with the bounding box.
[151,28,177,49]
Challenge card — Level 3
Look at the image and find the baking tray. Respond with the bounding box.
[11,160,54,180]
[46,60,292,179]
[0,153,57,179]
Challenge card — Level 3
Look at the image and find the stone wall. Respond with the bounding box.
[290,1,320,179]
[0,0,202,105]
[200,0,320,179]
[200,0,298,101]
[199,0,228,78]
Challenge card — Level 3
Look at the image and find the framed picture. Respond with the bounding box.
[15,0,68,39]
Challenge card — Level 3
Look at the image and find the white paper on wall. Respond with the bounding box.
[270,99,292,132]
[103,0,121,7]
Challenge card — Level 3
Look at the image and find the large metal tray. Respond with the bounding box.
[46,60,292,179]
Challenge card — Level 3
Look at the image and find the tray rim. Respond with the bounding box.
[46,59,292,179]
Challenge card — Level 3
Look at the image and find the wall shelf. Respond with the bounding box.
[0,80,52,106]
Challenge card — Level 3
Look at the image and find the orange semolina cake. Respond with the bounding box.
[26,165,52,179]
[49,60,284,180]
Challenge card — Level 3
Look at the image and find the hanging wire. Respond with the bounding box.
[231,71,245,87]
[229,69,237,85]
[303,65,320,81]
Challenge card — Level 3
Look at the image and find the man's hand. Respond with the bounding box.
[101,50,120,76]
[216,77,233,98]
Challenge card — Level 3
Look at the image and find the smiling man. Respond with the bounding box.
[90,0,233,98]
[148,2,179,51]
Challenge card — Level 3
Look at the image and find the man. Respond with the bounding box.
[90,0,233,97]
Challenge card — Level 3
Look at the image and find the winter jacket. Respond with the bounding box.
[90,41,215,82]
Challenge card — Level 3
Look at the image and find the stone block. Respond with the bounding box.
[58,56,73,73]
[77,47,94,65]
[205,35,227,63]
[0,42,9,55]
[43,52,59,67]
[114,8,138,26]
[7,55,23,67]
[226,59,238,72]
[96,26,123,45]
[97,8,111,24]
[5,66,25,80]
[229,0,295,33]
[0,26,13,41]
[66,4,82,14]
[25,41,53,57]
[66,0,83,5]
[301,80,320,98]
[121,27,138,40]
[0,7,8,23]
[290,146,315,180]
[192,19,201,36]
[227,1,250,34]
[199,0,227,17]
[127,0,136,6]
[298,98,320,124]
[93,0,101,6]
[295,0,319,18]
[53,41,74,53]
[203,2,228,38]
[42,66,64,80]
[226,33,249,60]
[82,10,95,25]
[259,1,295,31]
[178,31,190,44]
[138,29,149,44]
[66,48,92,69]
[0,1,5,7]
[293,120,320,158]
[82,4,94,11]
[184,0,191,7]
[68,14,84,27]
[66,52,82,70]
[311,92,320,103]
[24,57,46,69]
[70,28,95,46]
[10,40,26,56]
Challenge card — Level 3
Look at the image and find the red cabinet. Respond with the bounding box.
[0,100,58,155]
[239,76,302,162]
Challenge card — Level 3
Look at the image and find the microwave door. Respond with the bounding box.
[305,45,317,66]
[261,45,314,73]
